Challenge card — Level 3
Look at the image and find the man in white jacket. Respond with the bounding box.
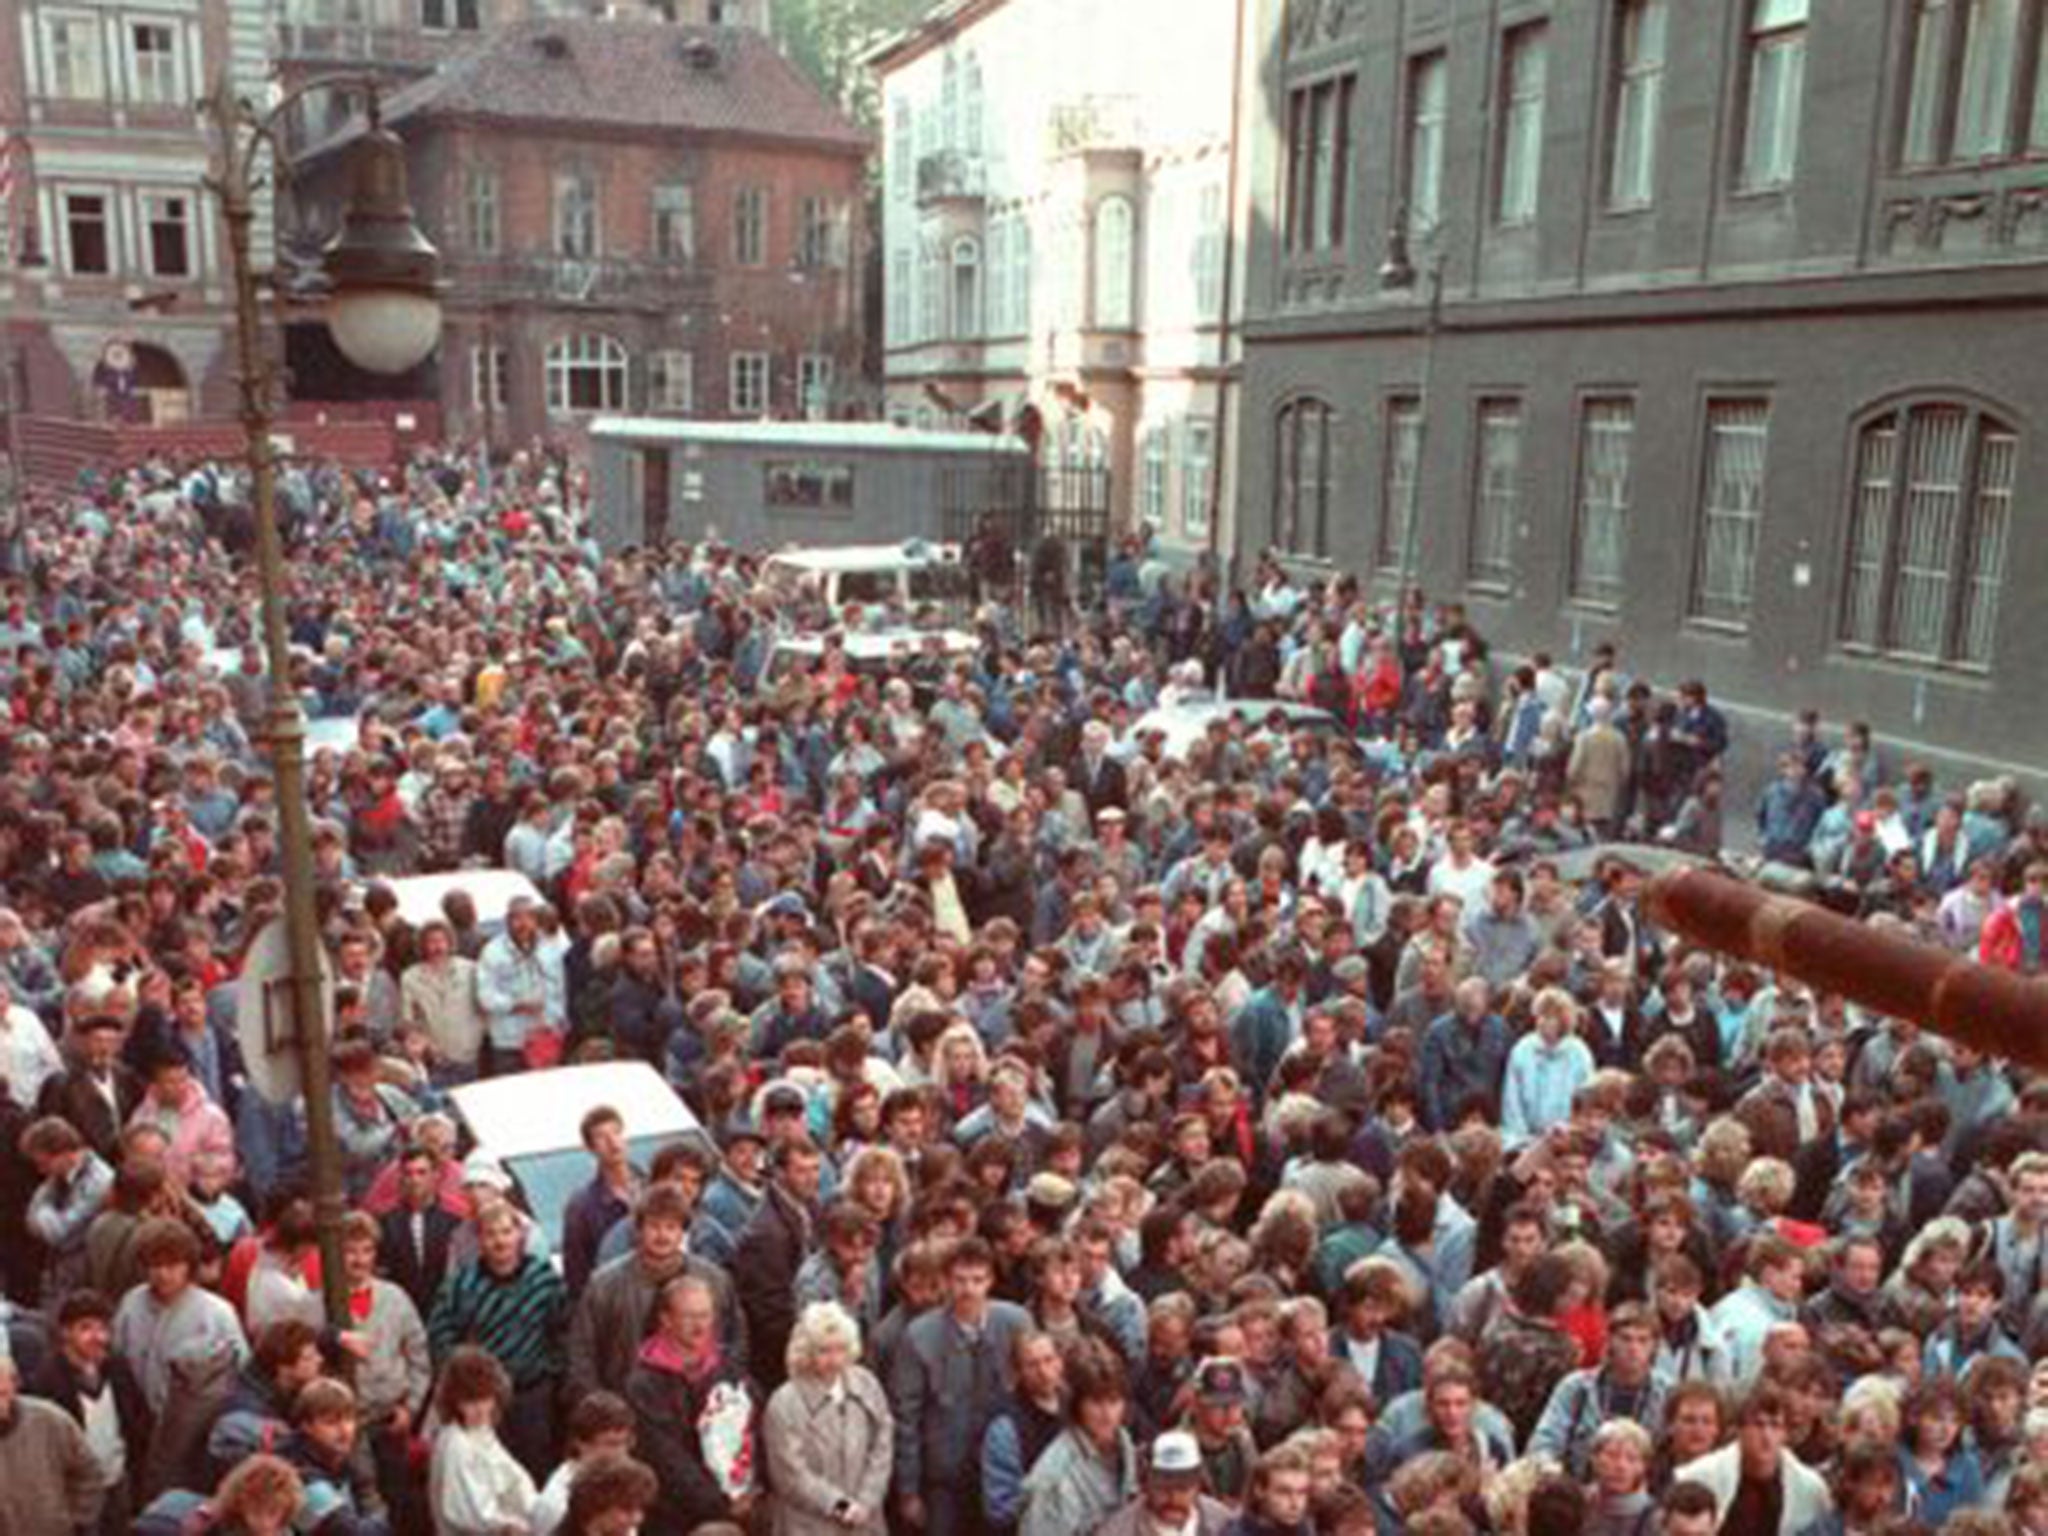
[1673,1384,1833,1535]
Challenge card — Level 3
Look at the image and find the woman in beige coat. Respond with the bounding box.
[762,1301,894,1536]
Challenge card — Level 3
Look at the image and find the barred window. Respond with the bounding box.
[1840,401,2014,669]
[1468,400,1521,591]
[1570,398,1635,607]
[1274,398,1336,558]
[1689,400,1771,628]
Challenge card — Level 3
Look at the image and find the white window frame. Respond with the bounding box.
[44,14,106,101]
[653,184,696,264]
[798,353,832,420]
[1468,399,1522,592]
[1092,196,1135,330]
[1181,417,1215,538]
[463,167,500,255]
[649,350,694,413]
[61,187,115,276]
[950,236,982,339]
[130,21,180,105]
[544,333,627,415]
[888,248,911,345]
[553,174,599,259]
[729,350,769,416]
[1377,397,1423,572]
[1571,397,1636,608]
[733,186,767,267]
[1194,182,1226,316]
[1953,0,2021,159]
[1140,421,1170,528]
[470,344,508,411]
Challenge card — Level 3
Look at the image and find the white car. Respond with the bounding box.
[760,626,981,695]
[757,539,974,616]
[449,1061,711,1250]
[377,870,547,934]
[1129,697,1344,762]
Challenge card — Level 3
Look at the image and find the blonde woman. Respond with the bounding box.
[761,1303,892,1536]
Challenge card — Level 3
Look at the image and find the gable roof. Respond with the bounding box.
[380,19,867,152]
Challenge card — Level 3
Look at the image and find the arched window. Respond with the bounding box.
[545,333,627,414]
[1093,196,1135,329]
[1274,397,1336,558]
[1840,398,2016,669]
[950,237,981,340]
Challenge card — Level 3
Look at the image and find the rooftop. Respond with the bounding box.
[589,418,1028,456]
[375,19,866,150]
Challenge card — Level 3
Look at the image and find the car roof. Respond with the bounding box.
[760,540,958,575]
[773,627,979,659]
[450,1060,702,1163]
[380,870,546,930]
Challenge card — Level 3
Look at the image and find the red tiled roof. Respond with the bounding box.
[382,19,867,151]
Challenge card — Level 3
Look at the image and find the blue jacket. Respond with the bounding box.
[1231,987,1299,1104]
[889,1301,1033,1492]
[1756,779,1825,861]
[1418,1012,1509,1131]
[1501,1033,1595,1147]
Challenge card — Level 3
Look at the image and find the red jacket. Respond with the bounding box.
[1980,902,2041,972]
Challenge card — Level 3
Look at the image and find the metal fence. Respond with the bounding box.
[939,462,1112,625]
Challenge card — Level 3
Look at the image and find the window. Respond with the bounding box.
[1008,216,1033,333]
[421,0,479,27]
[470,345,508,411]
[733,186,766,267]
[1468,400,1522,590]
[544,334,627,414]
[1194,182,1225,314]
[941,54,960,153]
[47,18,105,100]
[1406,53,1449,234]
[1739,0,1807,190]
[1903,0,1953,166]
[1141,423,1170,527]
[1610,0,1668,208]
[1052,211,1085,330]
[891,100,913,201]
[798,354,832,418]
[553,174,598,259]
[1273,398,1335,557]
[144,193,191,278]
[1690,400,1771,627]
[1377,398,1423,571]
[919,243,943,340]
[987,219,1011,337]
[649,350,693,413]
[462,168,499,255]
[798,196,837,269]
[1571,398,1635,606]
[131,24,178,105]
[765,461,855,509]
[950,238,981,339]
[1093,197,1135,329]
[888,249,911,344]
[1498,24,1548,226]
[1283,75,1354,253]
[1182,417,1215,538]
[63,192,111,276]
[1840,401,2015,668]
[961,56,984,158]
[1954,0,2021,158]
[729,351,769,416]
[653,185,695,263]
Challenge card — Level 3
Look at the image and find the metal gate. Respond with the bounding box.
[940,461,1112,625]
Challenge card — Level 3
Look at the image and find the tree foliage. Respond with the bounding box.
[774,0,934,129]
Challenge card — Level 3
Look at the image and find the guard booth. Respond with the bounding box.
[586,418,1033,557]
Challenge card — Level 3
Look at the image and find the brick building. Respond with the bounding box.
[291,15,867,447]
[1,0,271,430]
[1237,0,2048,774]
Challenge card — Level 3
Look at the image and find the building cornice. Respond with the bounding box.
[864,0,1010,75]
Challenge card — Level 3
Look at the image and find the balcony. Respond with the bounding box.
[1046,95,1142,156]
[445,252,709,309]
[274,21,441,67]
[917,150,986,206]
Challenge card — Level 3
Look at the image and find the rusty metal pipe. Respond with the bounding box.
[1644,867,2048,1071]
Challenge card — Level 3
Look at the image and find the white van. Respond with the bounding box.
[758,539,974,617]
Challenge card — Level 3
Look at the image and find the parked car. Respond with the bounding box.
[758,539,974,618]
[760,626,981,705]
[448,1060,711,1252]
[1129,696,1344,762]
[377,870,547,935]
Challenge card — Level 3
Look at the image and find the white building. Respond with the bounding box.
[868,0,1255,559]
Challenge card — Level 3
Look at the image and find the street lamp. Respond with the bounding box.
[1378,210,1445,612]
[202,67,442,1328]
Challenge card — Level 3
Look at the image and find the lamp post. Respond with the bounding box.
[202,68,441,1328]
[1378,212,1445,613]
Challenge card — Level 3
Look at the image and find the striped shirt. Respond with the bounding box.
[427,1253,568,1392]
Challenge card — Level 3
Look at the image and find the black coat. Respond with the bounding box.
[30,1350,152,1483]
[37,1065,143,1163]
[377,1203,460,1316]
[732,1184,812,1395]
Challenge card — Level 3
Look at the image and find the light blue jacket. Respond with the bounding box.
[1501,1033,1595,1147]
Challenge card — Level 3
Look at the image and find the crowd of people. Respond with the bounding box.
[0,444,2041,1536]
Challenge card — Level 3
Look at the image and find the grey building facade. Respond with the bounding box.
[1237,0,2048,773]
